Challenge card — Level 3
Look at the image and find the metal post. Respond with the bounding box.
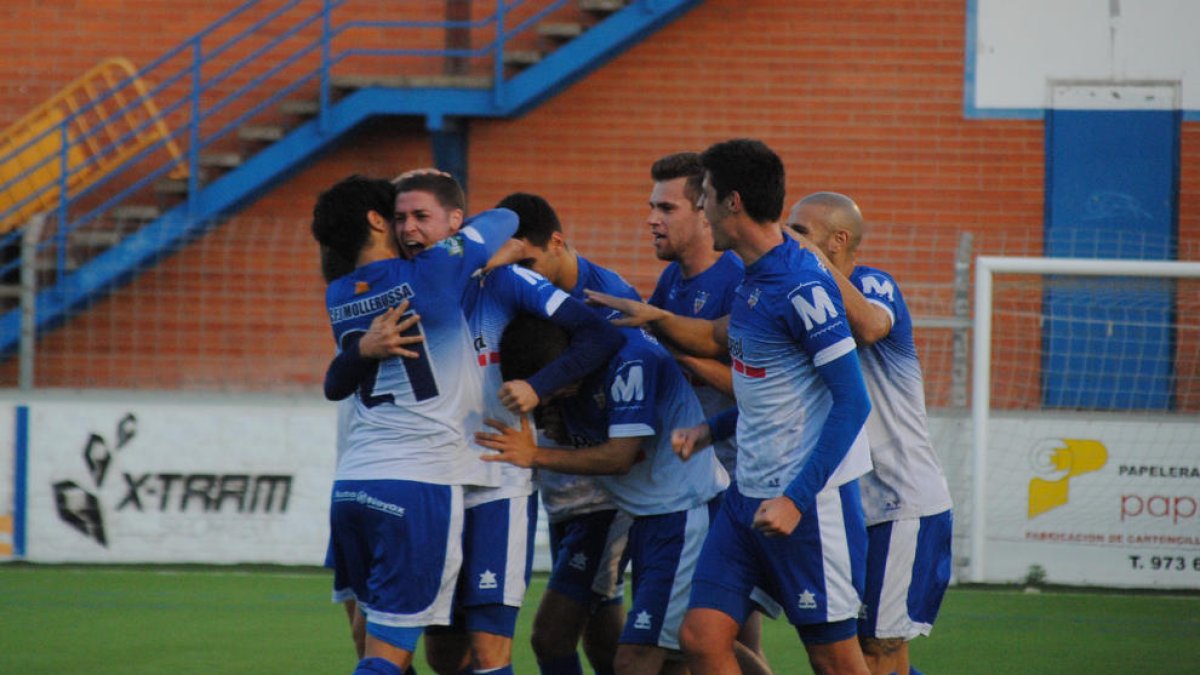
[969,256,993,583]
[188,39,203,217]
[493,0,506,107]
[56,122,69,275]
[950,232,973,408]
[18,214,47,391]
[319,0,332,135]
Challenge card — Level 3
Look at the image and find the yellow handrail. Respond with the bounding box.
[0,57,186,234]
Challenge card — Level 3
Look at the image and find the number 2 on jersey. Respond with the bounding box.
[343,310,440,406]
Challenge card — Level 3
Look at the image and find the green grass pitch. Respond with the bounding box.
[1,565,1197,673]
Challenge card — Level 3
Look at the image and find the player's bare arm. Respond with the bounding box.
[784,227,891,345]
[670,423,712,461]
[673,353,735,398]
[497,379,540,414]
[477,418,641,475]
[585,289,729,359]
[752,496,802,537]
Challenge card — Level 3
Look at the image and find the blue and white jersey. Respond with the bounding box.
[728,239,871,499]
[463,264,572,502]
[850,266,952,525]
[537,255,645,522]
[648,250,743,476]
[558,328,729,517]
[326,210,517,485]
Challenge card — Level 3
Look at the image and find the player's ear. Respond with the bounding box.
[366,209,390,233]
[449,208,464,232]
[549,231,566,252]
[726,191,741,213]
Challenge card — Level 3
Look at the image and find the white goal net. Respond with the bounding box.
[970,256,1200,588]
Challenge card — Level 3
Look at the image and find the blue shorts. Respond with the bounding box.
[620,497,720,650]
[450,492,539,637]
[859,509,953,640]
[329,479,463,628]
[548,509,632,607]
[689,481,866,640]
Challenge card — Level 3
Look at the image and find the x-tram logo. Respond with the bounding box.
[52,413,294,548]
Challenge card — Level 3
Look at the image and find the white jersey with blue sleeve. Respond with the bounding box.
[728,240,871,500]
[560,328,729,517]
[326,210,517,485]
[538,255,645,521]
[464,264,572,501]
[648,250,743,476]
[850,266,952,524]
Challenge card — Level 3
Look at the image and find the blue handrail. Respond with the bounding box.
[0,0,579,279]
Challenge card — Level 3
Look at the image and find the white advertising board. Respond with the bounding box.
[980,414,1200,588]
[18,398,337,564]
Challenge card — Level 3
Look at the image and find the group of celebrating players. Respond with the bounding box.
[310,138,953,675]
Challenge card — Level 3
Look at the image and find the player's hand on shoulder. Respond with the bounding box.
[752,496,802,537]
[584,290,667,327]
[479,238,530,277]
[671,423,711,461]
[498,380,540,414]
[476,415,538,468]
[358,301,423,360]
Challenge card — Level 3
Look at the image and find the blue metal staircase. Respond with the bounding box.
[0,0,701,355]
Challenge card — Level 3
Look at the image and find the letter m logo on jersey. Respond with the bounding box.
[611,362,645,403]
[789,284,839,331]
[860,275,895,302]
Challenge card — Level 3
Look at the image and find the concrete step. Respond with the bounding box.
[237,125,286,142]
[154,178,189,196]
[280,98,321,116]
[198,152,243,169]
[579,0,627,15]
[70,230,124,247]
[110,205,162,221]
[538,22,585,41]
[503,50,543,68]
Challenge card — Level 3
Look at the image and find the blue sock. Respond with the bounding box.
[474,667,514,675]
[537,653,583,675]
[910,668,925,675]
[355,657,404,675]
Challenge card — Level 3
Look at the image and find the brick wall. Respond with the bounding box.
[2,0,1197,404]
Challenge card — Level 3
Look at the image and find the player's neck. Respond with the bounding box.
[734,219,784,267]
[678,244,721,280]
[561,249,581,291]
[356,239,398,267]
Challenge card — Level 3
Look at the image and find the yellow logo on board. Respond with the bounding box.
[1028,439,1108,518]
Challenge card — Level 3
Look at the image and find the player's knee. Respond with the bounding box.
[422,634,469,674]
[858,635,905,659]
[612,644,662,674]
[678,613,726,660]
[531,621,571,659]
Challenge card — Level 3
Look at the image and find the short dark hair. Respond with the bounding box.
[311,175,395,267]
[651,152,704,204]
[497,192,562,248]
[393,173,466,212]
[699,139,785,224]
[499,313,570,382]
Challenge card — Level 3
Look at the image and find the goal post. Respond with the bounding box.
[970,256,1200,586]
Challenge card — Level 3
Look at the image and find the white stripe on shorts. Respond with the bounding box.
[658,502,713,650]
[502,495,532,607]
[817,486,861,623]
[590,509,633,600]
[875,518,932,640]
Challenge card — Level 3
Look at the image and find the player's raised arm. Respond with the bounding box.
[585,289,729,359]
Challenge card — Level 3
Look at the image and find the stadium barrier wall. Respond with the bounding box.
[1,395,1196,590]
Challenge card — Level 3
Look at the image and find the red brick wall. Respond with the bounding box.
[2,0,1197,403]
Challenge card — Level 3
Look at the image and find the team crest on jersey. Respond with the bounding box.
[693,291,709,314]
[437,235,465,257]
[747,287,761,309]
